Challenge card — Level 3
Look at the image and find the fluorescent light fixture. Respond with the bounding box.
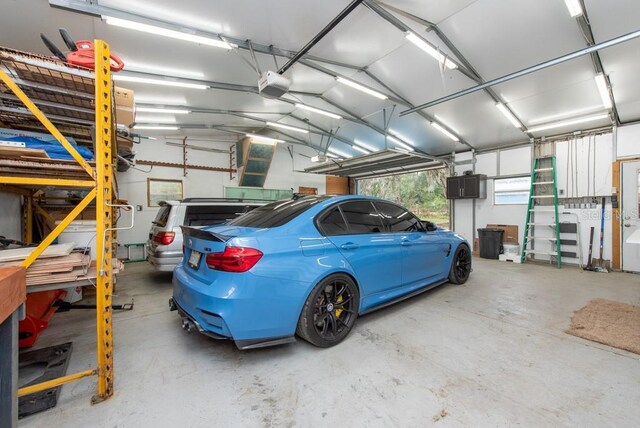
[405,32,457,70]
[351,145,370,155]
[431,122,460,141]
[434,114,461,135]
[133,125,179,130]
[266,121,309,134]
[495,103,523,128]
[354,139,377,152]
[528,105,604,125]
[327,147,352,158]
[246,133,283,145]
[563,0,583,17]
[123,61,204,79]
[594,73,612,109]
[295,103,342,120]
[136,107,191,114]
[387,135,414,152]
[527,113,610,133]
[335,76,388,100]
[113,74,208,90]
[326,153,339,159]
[134,116,177,124]
[102,16,233,49]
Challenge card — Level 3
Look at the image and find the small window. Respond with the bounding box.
[374,202,422,232]
[494,176,531,205]
[184,205,258,226]
[152,205,171,227]
[340,201,384,234]
[317,207,348,236]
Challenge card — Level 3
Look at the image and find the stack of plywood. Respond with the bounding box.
[0,245,123,288]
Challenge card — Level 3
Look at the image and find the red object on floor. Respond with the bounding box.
[18,289,67,348]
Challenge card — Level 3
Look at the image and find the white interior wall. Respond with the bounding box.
[116,139,326,244]
[0,194,22,240]
[452,124,640,265]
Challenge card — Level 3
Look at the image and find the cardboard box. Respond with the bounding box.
[486,224,519,244]
[115,86,135,126]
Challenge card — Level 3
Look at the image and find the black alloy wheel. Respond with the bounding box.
[449,244,471,284]
[297,274,359,347]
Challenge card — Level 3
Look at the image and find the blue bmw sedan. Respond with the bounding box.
[170,195,471,350]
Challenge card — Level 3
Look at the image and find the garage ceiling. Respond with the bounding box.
[0,0,638,158]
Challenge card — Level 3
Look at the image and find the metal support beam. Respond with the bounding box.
[278,0,365,74]
[93,40,115,403]
[365,0,528,139]
[48,0,362,71]
[401,28,640,115]
[575,2,621,125]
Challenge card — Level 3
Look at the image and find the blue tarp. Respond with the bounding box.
[0,132,93,161]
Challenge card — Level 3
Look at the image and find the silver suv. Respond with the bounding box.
[147,198,264,272]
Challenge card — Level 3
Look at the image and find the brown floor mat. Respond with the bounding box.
[566,298,640,355]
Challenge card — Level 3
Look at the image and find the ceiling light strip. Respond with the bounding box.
[431,122,460,141]
[134,125,179,130]
[594,74,612,109]
[386,135,414,151]
[563,0,583,17]
[113,74,208,89]
[405,32,457,70]
[136,107,191,114]
[103,16,233,49]
[295,103,342,120]
[495,103,523,128]
[266,121,309,134]
[246,133,283,145]
[527,113,609,133]
[335,76,388,100]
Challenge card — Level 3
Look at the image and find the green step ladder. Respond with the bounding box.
[521,156,562,268]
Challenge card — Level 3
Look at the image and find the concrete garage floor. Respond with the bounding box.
[19,259,640,427]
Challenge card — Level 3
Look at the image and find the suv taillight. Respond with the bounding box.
[205,247,263,273]
[153,231,175,245]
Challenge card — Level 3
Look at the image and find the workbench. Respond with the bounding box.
[0,266,26,428]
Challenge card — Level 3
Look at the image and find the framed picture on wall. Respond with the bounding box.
[147,178,183,207]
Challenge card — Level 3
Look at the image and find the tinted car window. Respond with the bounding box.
[317,207,348,236]
[184,205,258,226]
[374,202,423,232]
[340,201,384,234]
[152,205,171,227]
[227,196,330,228]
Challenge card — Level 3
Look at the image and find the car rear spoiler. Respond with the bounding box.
[181,226,231,242]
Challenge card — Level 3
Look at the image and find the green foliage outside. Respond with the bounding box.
[358,169,450,226]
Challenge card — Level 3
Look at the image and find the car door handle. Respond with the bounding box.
[340,242,359,250]
[400,239,412,246]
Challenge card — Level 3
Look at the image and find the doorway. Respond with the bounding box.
[622,160,640,272]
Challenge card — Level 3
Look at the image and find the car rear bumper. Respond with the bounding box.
[171,264,306,347]
[147,249,183,272]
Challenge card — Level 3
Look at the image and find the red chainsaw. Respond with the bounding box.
[41,28,125,72]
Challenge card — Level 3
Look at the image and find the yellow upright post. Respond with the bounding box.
[93,40,114,403]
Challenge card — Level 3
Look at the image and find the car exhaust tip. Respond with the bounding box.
[168,298,177,311]
[181,318,194,333]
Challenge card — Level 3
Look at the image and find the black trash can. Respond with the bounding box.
[477,228,504,259]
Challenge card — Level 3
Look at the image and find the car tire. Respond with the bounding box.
[296,274,360,348]
[448,244,471,284]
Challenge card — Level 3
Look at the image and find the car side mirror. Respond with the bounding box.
[423,221,438,232]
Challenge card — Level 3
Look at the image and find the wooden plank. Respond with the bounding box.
[0,266,26,324]
[0,146,50,159]
[326,175,349,195]
[0,242,75,263]
[612,160,621,270]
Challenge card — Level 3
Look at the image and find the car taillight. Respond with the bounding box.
[153,231,175,245]
[205,246,263,273]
